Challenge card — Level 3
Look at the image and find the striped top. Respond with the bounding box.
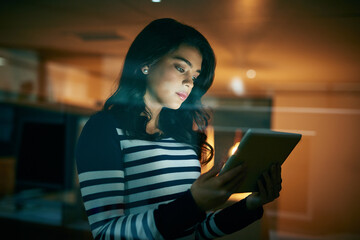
[75,111,263,240]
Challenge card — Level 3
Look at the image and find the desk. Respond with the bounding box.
[0,190,92,240]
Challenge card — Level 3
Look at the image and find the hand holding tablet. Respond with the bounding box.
[219,128,302,193]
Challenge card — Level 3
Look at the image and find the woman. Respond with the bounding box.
[76,18,282,239]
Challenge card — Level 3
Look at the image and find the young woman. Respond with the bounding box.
[76,18,282,240]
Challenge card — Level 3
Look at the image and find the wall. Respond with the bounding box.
[269,91,360,237]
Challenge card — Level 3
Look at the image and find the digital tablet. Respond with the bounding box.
[219,128,302,193]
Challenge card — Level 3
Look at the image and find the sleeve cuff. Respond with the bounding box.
[154,190,206,239]
[214,198,264,234]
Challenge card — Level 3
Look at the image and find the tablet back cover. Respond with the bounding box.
[227,129,302,192]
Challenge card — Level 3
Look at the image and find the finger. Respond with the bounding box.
[273,164,282,193]
[263,171,273,196]
[257,179,266,198]
[202,161,223,180]
[270,164,279,184]
[277,163,282,184]
[227,168,248,192]
[217,164,247,186]
[266,169,281,199]
[219,157,228,166]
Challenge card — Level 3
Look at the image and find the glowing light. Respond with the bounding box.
[230,77,245,95]
[0,57,6,66]
[228,142,240,157]
[152,0,161,2]
[229,192,252,201]
[246,69,256,79]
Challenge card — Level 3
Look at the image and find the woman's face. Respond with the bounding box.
[144,44,202,110]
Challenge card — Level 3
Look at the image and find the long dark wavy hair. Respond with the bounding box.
[103,18,216,165]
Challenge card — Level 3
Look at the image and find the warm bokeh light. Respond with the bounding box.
[230,77,245,96]
[246,69,256,79]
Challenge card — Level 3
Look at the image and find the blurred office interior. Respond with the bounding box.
[0,0,359,239]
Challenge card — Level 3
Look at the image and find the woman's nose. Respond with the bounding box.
[183,76,194,88]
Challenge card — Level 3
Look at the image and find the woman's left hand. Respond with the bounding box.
[246,163,282,210]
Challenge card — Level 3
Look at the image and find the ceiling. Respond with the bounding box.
[0,0,359,97]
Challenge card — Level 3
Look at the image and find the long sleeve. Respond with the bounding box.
[76,111,161,239]
[194,199,263,239]
[75,111,207,239]
[154,192,263,239]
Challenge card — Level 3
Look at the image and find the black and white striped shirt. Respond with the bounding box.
[75,111,263,240]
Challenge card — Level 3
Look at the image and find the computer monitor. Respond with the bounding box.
[16,118,66,191]
[15,111,79,193]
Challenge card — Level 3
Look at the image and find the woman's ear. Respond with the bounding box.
[141,66,149,75]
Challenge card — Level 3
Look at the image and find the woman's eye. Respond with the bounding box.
[175,65,185,73]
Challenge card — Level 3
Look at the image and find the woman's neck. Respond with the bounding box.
[144,91,163,134]
[146,118,161,135]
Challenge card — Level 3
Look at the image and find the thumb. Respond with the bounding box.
[202,161,223,180]
[246,193,262,210]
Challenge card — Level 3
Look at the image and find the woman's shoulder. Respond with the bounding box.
[76,110,125,173]
[89,109,114,121]
[87,110,122,128]
[78,110,127,138]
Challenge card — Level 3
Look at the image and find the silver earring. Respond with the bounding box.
[143,68,148,74]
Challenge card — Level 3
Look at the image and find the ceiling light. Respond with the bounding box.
[152,0,161,2]
[0,57,6,66]
[246,69,256,79]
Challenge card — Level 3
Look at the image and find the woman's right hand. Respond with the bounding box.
[190,163,247,211]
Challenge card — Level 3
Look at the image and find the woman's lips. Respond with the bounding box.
[176,92,188,101]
